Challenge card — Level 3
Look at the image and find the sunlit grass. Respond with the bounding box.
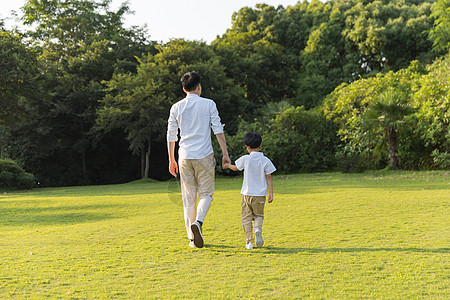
[0,171,449,298]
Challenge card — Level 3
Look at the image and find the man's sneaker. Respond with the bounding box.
[245,242,253,250]
[255,229,264,247]
[191,221,204,248]
[189,240,197,248]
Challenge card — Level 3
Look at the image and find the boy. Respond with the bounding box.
[224,132,276,249]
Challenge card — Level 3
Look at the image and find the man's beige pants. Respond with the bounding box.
[179,153,215,240]
[241,195,266,244]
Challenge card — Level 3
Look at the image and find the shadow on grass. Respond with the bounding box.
[0,204,121,226]
[259,246,450,254]
[205,244,449,254]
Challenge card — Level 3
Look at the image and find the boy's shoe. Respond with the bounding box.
[189,241,197,248]
[245,242,253,250]
[191,221,204,248]
[255,229,264,247]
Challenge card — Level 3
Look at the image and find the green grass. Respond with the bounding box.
[1,171,449,299]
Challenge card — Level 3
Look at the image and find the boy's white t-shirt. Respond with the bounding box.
[235,152,276,196]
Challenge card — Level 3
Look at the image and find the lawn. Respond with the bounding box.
[0,171,449,299]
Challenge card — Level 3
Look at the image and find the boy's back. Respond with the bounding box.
[235,152,276,196]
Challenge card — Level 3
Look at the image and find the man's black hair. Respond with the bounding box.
[243,132,262,149]
[181,71,201,92]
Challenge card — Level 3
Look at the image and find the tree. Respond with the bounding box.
[343,0,436,72]
[99,39,245,178]
[98,57,172,178]
[323,61,425,170]
[411,53,450,169]
[279,0,338,108]
[212,4,295,109]
[429,0,450,52]
[362,90,415,169]
[6,0,153,185]
[214,0,437,110]
[0,30,41,124]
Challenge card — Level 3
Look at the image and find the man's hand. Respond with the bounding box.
[169,160,178,177]
[215,134,230,169]
[222,155,231,169]
[268,193,273,203]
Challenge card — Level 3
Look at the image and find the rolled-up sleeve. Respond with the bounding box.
[235,156,245,171]
[264,159,276,175]
[210,102,224,135]
[167,105,178,142]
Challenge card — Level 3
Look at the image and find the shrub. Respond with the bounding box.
[263,107,339,173]
[214,106,339,174]
[0,159,35,190]
[431,150,450,169]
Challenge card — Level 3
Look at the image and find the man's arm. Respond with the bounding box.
[167,141,178,177]
[266,174,273,203]
[167,104,179,177]
[215,133,230,168]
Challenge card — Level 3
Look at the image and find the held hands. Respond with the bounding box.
[223,161,238,171]
[222,155,231,169]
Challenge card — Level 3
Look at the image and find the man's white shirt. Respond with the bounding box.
[167,94,223,160]
[235,152,276,196]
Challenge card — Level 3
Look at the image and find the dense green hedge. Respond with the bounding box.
[0,159,35,190]
[214,106,339,174]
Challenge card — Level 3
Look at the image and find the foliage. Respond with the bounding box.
[0,0,448,186]
[0,30,41,124]
[212,4,297,108]
[97,56,173,178]
[0,159,35,189]
[411,53,450,169]
[213,0,437,110]
[218,104,339,174]
[342,0,435,71]
[263,106,339,173]
[429,0,450,52]
[99,39,245,179]
[2,0,153,186]
[324,55,449,171]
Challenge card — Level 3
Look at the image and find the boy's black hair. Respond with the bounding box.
[243,132,262,149]
[181,71,201,92]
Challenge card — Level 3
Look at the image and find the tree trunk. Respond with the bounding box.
[141,151,145,178]
[387,127,399,170]
[144,141,151,179]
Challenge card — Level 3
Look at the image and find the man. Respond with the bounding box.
[167,71,230,248]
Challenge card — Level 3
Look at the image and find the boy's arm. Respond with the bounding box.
[223,163,238,171]
[266,174,273,203]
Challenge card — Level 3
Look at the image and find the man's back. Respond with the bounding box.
[167,94,223,160]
